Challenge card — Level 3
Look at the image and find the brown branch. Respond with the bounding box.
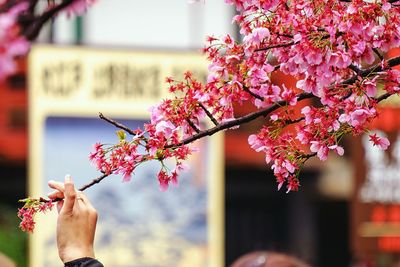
[198,102,219,126]
[166,56,400,149]
[349,64,361,75]
[99,112,136,136]
[28,0,39,14]
[23,0,74,40]
[36,55,400,203]
[342,55,400,85]
[373,48,384,61]
[79,172,110,191]
[303,152,317,160]
[166,92,315,148]
[375,92,393,103]
[41,172,111,203]
[255,41,296,52]
[285,117,305,124]
[242,85,264,101]
[186,118,201,133]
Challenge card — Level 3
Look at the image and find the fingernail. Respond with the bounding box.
[65,174,72,182]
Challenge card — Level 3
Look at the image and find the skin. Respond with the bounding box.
[48,175,98,263]
[230,251,311,267]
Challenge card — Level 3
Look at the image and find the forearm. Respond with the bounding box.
[64,257,104,267]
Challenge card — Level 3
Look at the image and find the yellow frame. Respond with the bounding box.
[28,45,224,267]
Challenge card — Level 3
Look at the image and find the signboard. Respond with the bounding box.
[28,45,224,267]
[352,130,400,262]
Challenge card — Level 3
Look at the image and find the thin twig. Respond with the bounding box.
[373,48,384,61]
[99,112,136,136]
[303,152,317,160]
[255,41,296,52]
[349,64,362,75]
[198,102,219,126]
[166,92,315,148]
[342,55,400,85]
[186,118,201,133]
[243,85,264,101]
[37,57,400,203]
[41,172,111,203]
[24,0,74,40]
[285,117,305,124]
[375,92,393,103]
[79,172,110,191]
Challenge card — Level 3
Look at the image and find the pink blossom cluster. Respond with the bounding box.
[0,0,98,81]
[0,2,30,80]
[18,199,53,232]
[90,0,400,193]
[90,108,194,191]
[199,0,399,191]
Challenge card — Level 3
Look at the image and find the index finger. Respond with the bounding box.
[60,175,76,214]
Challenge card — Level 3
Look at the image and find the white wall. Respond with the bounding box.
[53,0,236,50]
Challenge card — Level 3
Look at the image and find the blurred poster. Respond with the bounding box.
[28,45,224,267]
[352,128,400,265]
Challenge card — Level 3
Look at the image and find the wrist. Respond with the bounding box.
[60,246,95,263]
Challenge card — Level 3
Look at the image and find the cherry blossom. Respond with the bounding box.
[14,0,400,232]
[18,198,53,232]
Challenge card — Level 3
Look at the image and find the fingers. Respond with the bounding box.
[75,192,94,211]
[56,200,64,214]
[60,175,76,214]
[48,190,64,200]
[48,180,65,192]
[48,180,65,200]
[48,175,96,217]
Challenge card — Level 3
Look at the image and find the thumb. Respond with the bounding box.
[60,174,76,214]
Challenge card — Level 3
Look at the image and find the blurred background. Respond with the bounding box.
[1,1,400,266]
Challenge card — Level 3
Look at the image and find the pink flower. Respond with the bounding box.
[243,27,270,45]
[328,145,345,156]
[310,141,329,161]
[248,134,267,152]
[281,85,297,106]
[364,79,377,97]
[155,121,176,138]
[369,133,390,150]
[18,199,53,233]
[158,171,170,192]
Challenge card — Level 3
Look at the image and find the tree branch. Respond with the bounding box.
[99,112,136,136]
[23,0,74,40]
[342,55,400,85]
[167,56,400,149]
[198,102,219,126]
[166,92,315,148]
[373,48,384,61]
[255,41,296,52]
[41,172,111,202]
[36,56,400,203]
[349,64,362,75]
[79,172,110,191]
[375,92,393,103]
[186,118,201,133]
[242,85,264,101]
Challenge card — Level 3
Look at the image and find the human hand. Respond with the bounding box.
[48,175,98,263]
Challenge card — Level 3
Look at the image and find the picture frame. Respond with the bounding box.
[28,45,224,267]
